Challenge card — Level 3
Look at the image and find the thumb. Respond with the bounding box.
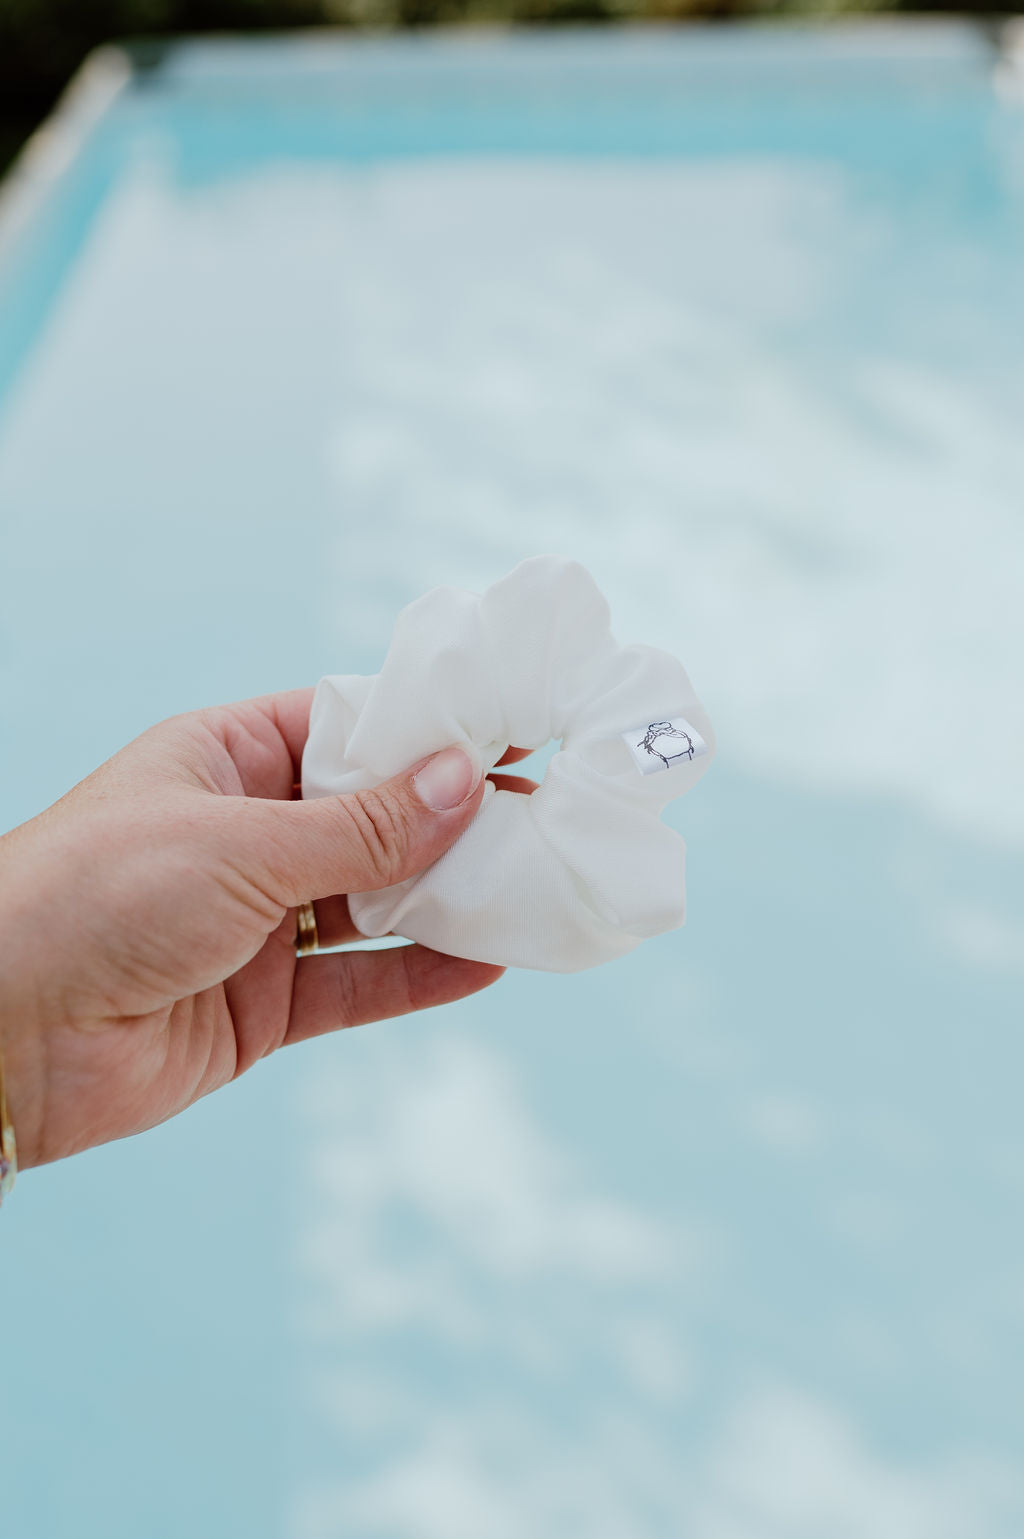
[246,743,486,905]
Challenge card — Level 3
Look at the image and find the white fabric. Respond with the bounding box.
[302,556,715,972]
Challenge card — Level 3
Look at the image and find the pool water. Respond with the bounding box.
[1,26,1023,1538]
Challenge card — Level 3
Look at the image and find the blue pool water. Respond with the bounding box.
[1,25,1023,1538]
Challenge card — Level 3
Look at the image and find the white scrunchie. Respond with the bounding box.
[301,556,715,972]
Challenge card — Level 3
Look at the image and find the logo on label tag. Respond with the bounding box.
[622,716,709,776]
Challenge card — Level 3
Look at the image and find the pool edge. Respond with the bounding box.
[0,45,133,271]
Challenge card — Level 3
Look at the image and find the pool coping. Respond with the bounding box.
[0,45,132,274]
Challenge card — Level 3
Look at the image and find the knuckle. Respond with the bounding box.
[345,788,411,885]
[329,956,363,1028]
[398,944,421,1014]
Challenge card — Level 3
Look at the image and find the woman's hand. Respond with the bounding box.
[0,688,528,1170]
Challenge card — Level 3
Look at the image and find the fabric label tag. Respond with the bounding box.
[622,715,709,775]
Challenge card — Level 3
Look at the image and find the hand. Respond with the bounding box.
[0,688,534,1170]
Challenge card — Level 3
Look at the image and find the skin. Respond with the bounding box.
[0,687,536,1172]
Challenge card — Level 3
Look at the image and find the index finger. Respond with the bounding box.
[246,686,316,780]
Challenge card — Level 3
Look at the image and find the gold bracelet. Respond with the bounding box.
[0,1043,17,1207]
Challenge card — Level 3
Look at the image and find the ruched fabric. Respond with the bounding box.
[301,556,715,972]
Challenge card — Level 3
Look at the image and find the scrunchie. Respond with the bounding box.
[301,556,715,972]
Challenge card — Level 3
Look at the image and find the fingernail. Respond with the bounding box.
[413,743,483,811]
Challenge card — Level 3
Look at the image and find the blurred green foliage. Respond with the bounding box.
[0,0,1011,173]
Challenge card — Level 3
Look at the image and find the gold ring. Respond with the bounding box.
[295,900,320,957]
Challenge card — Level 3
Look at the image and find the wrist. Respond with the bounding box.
[0,1001,44,1173]
[0,1036,15,1201]
[0,827,51,1171]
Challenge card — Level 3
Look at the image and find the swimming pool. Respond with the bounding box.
[2,25,1023,1538]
